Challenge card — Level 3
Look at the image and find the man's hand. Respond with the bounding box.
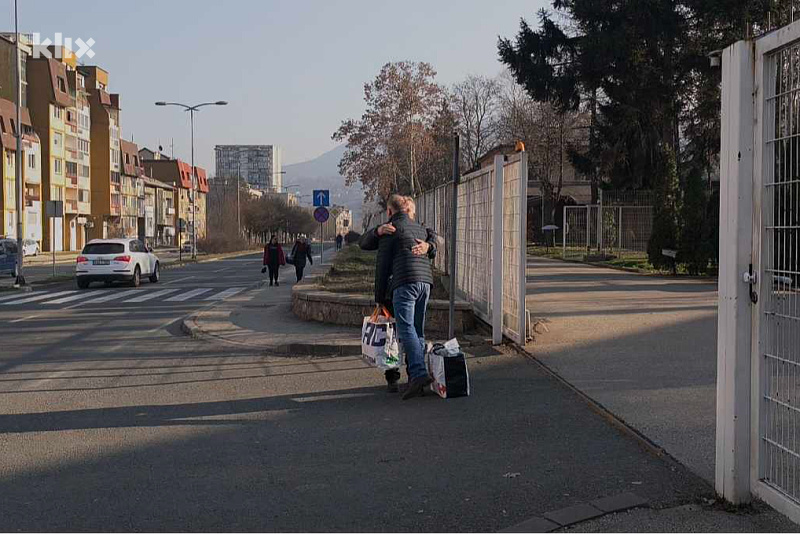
[377,223,396,237]
[411,239,430,256]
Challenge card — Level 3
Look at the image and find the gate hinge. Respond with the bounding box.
[743,270,758,284]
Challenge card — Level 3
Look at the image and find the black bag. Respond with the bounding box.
[286,253,295,265]
[426,340,470,399]
[261,267,266,274]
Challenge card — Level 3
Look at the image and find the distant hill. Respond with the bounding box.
[284,145,365,227]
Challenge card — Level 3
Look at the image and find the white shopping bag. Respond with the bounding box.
[361,306,404,370]
[426,338,470,399]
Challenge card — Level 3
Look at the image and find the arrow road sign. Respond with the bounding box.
[314,207,330,223]
[313,190,330,207]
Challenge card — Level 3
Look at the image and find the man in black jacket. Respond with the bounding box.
[359,195,437,399]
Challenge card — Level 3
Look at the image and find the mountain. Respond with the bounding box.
[284,145,365,227]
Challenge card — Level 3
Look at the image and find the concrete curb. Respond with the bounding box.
[500,492,649,533]
[529,253,718,282]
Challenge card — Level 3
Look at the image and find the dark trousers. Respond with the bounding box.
[295,263,306,282]
[268,263,279,284]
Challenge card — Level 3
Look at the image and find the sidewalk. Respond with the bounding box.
[182,251,363,354]
[525,255,719,483]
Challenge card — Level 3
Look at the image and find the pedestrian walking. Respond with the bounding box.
[336,234,344,250]
[291,236,314,282]
[262,235,286,287]
[359,194,437,399]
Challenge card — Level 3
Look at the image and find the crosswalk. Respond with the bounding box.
[0,286,252,308]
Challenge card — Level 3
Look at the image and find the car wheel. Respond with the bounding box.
[149,262,160,283]
[77,278,90,289]
[131,266,141,288]
[34,247,39,256]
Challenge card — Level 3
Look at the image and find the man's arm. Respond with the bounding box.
[410,227,438,258]
[359,228,380,251]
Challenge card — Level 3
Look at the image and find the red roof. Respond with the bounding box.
[195,166,208,193]
[177,160,193,189]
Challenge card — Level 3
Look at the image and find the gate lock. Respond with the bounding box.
[743,264,758,304]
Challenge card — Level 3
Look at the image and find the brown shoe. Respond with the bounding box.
[401,375,433,400]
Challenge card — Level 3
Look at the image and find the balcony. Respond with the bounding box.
[65,199,78,214]
[78,201,91,215]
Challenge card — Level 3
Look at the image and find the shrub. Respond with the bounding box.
[344,230,362,244]
[678,168,711,275]
[197,234,250,254]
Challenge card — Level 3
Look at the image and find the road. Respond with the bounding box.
[0,251,719,532]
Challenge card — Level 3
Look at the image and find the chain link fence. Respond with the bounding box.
[561,200,652,261]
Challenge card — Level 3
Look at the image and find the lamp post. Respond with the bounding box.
[155,100,227,259]
[13,0,25,286]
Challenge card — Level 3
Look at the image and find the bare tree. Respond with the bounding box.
[452,74,500,170]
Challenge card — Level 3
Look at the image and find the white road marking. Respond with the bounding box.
[165,288,213,302]
[121,289,179,303]
[205,287,246,300]
[42,291,101,304]
[163,275,195,285]
[78,290,139,304]
[1,290,75,305]
[213,267,231,273]
[0,291,48,303]
[10,314,40,323]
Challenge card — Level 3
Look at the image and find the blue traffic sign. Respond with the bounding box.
[313,190,330,207]
[314,207,330,223]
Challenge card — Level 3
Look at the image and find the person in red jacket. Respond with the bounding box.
[262,235,286,286]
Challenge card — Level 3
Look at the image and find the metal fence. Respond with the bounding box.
[562,204,652,260]
[412,153,528,344]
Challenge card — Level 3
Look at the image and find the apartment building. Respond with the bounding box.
[141,176,176,247]
[141,157,208,243]
[25,53,72,251]
[214,144,282,192]
[64,64,91,250]
[119,139,141,238]
[0,98,42,242]
[78,65,122,240]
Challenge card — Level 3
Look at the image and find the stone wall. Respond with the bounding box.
[292,276,476,334]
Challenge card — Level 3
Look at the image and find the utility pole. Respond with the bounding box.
[189,110,196,260]
[237,161,241,236]
[448,134,459,339]
[13,0,26,287]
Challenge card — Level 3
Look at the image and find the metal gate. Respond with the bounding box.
[717,22,800,522]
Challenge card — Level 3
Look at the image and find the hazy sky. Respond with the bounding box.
[7,0,549,169]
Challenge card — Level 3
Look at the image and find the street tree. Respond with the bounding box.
[332,61,450,202]
[452,74,500,170]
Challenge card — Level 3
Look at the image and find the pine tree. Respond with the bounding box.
[648,147,680,270]
[678,169,710,274]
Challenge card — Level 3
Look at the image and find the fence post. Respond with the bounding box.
[448,135,460,340]
[562,206,567,257]
[715,39,755,506]
[618,206,623,255]
[585,205,590,256]
[519,151,529,342]
[491,155,504,345]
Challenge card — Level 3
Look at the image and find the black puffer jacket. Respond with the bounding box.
[360,212,436,305]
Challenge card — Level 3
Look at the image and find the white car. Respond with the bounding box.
[76,238,160,289]
[22,239,39,257]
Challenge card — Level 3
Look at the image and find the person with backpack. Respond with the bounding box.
[291,236,314,282]
[262,235,286,287]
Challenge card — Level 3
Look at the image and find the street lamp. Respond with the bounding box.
[12,0,25,287]
[155,100,227,259]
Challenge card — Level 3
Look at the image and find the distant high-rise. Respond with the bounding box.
[214,145,282,192]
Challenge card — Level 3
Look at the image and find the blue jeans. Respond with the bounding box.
[392,282,431,380]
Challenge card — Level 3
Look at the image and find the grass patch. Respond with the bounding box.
[527,244,718,277]
[321,244,449,299]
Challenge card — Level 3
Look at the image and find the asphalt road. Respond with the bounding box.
[0,252,732,532]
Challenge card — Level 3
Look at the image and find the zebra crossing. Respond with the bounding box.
[0,286,252,308]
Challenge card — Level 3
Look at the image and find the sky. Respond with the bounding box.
[6,0,550,170]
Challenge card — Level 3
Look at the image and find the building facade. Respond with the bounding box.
[119,139,141,238]
[141,157,208,244]
[78,65,123,241]
[214,144,282,192]
[0,98,42,243]
[64,59,91,251]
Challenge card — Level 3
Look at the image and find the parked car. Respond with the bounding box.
[0,239,19,277]
[22,239,39,257]
[76,238,160,289]
[181,240,194,254]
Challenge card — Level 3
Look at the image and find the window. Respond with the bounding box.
[50,186,63,200]
[79,190,90,203]
[66,161,78,176]
[82,243,124,255]
[125,153,130,165]
[53,133,62,148]
[53,106,63,120]
[79,164,89,178]
[129,240,143,252]
[66,110,74,123]
[5,151,12,168]
[57,77,66,93]
[9,119,16,135]
[0,120,5,134]
[28,153,35,169]
[53,158,62,175]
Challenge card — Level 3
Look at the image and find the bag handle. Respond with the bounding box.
[370,305,392,321]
